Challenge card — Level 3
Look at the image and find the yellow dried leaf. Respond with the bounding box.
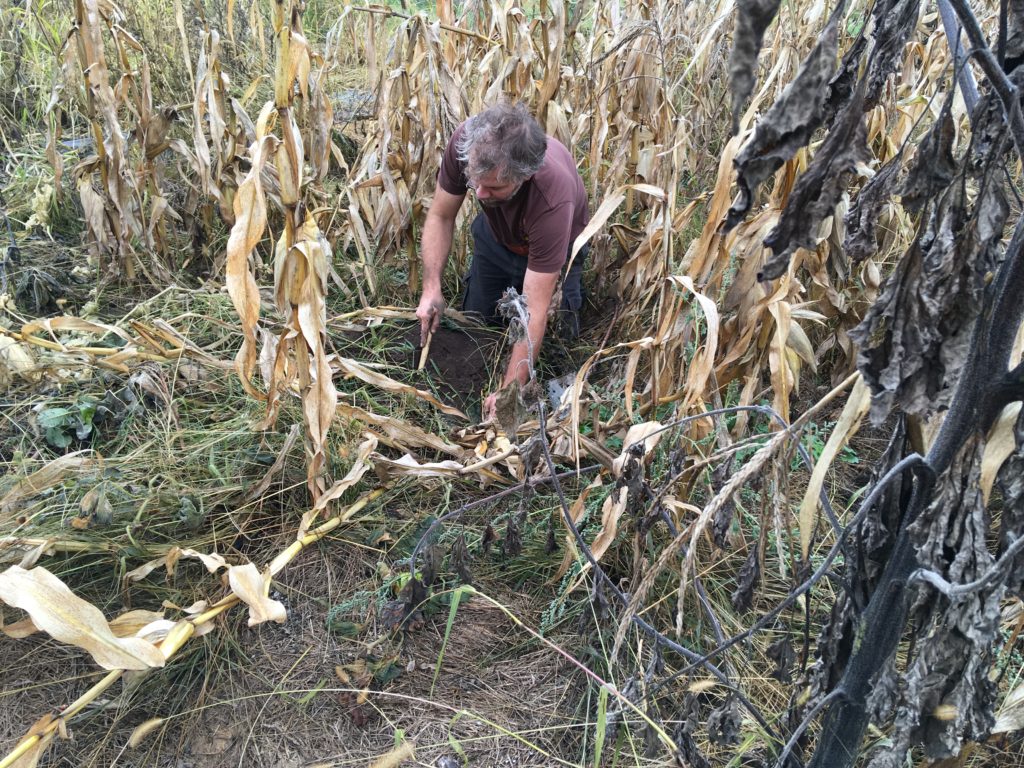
[227,563,286,626]
[612,422,664,477]
[590,487,628,563]
[8,721,55,768]
[297,435,377,539]
[1,615,39,638]
[980,403,1021,504]
[127,717,166,748]
[336,357,465,419]
[225,136,273,397]
[371,453,464,481]
[0,336,38,389]
[0,565,164,670]
[368,741,415,768]
[994,679,1024,733]
[108,609,165,638]
[797,376,871,559]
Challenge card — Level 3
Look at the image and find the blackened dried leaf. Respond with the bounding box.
[726,2,844,230]
[422,542,444,586]
[451,533,473,585]
[730,543,761,612]
[481,523,498,554]
[864,0,920,106]
[889,438,1003,759]
[707,695,743,746]
[865,654,899,721]
[711,458,737,547]
[852,123,1008,424]
[673,716,711,768]
[767,635,796,683]
[900,94,958,214]
[760,85,870,280]
[590,576,610,620]
[844,151,903,263]
[823,31,868,123]
[1006,0,1024,65]
[996,409,1024,594]
[504,515,522,558]
[729,0,783,133]
[545,512,558,554]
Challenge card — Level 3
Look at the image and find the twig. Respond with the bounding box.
[910,534,1024,598]
[642,453,930,703]
[417,329,433,371]
[533,401,778,741]
[774,689,843,768]
[345,5,497,45]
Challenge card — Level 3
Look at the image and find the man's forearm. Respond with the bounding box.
[502,313,547,387]
[420,212,454,294]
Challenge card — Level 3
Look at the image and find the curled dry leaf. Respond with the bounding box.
[227,563,286,626]
[613,421,664,477]
[297,434,377,539]
[337,403,463,457]
[726,2,843,230]
[760,85,870,280]
[108,609,165,638]
[371,453,464,481]
[0,336,38,390]
[797,376,871,559]
[125,547,228,582]
[0,565,164,670]
[335,357,465,419]
[728,0,782,133]
[127,718,166,749]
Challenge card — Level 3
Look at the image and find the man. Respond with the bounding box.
[415,102,589,418]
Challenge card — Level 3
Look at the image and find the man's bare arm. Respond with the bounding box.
[416,187,465,344]
[502,268,558,387]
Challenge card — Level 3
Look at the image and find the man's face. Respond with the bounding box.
[468,169,523,207]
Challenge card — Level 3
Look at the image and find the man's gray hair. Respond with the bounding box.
[456,102,548,183]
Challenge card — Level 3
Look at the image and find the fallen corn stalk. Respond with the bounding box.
[0,487,384,768]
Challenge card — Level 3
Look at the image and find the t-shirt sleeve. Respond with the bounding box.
[437,125,468,196]
[527,202,574,273]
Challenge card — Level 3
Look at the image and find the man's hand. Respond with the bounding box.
[482,391,498,422]
[416,292,445,346]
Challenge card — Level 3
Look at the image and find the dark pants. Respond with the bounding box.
[462,213,586,338]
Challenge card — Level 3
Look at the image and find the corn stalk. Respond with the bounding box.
[224,0,337,500]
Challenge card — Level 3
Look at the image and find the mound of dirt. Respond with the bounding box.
[400,323,502,413]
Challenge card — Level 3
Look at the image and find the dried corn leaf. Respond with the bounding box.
[335,357,466,419]
[337,403,462,456]
[225,135,275,399]
[613,422,665,476]
[7,716,55,768]
[372,453,464,481]
[108,609,165,638]
[797,376,871,559]
[124,547,228,582]
[980,403,1022,504]
[228,563,286,626]
[0,337,38,389]
[297,435,377,539]
[0,565,164,670]
[1,615,39,639]
[1,453,94,519]
[590,487,628,564]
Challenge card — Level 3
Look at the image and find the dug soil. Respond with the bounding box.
[397,323,503,415]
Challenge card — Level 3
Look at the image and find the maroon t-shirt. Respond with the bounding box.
[437,122,589,273]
